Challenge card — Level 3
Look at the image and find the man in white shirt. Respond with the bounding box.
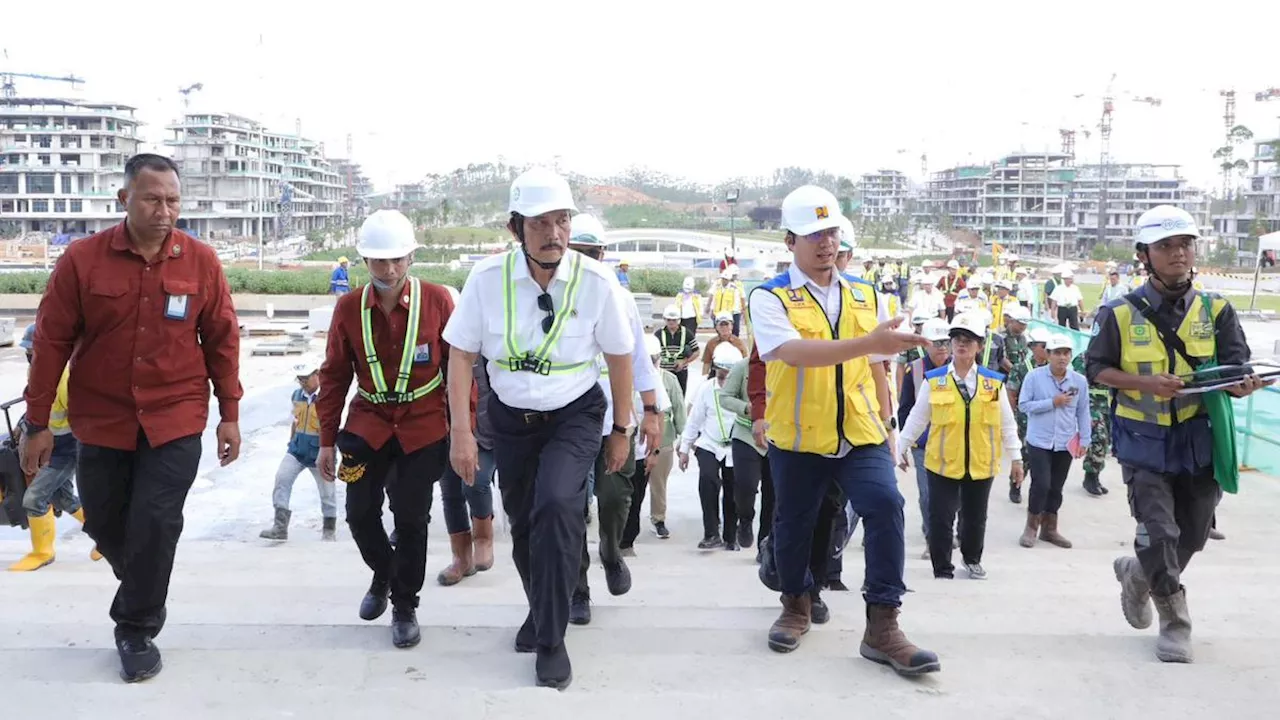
[1100,268,1127,306]
[679,343,745,550]
[908,278,944,320]
[1048,268,1085,330]
[443,168,636,691]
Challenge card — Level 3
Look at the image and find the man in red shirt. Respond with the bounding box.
[316,209,459,650]
[937,260,965,321]
[22,153,243,683]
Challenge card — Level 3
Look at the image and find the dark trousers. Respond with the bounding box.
[680,317,698,337]
[694,447,736,540]
[1026,446,1073,515]
[339,432,447,610]
[438,446,497,534]
[730,439,768,538]
[621,451,650,549]
[673,368,689,395]
[492,386,605,650]
[808,482,845,584]
[926,472,993,578]
[732,313,742,337]
[1057,305,1079,330]
[578,437,635,593]
[1123,464,1221,598]
[768,443,906,606]
[826,487,850,582]
[77,431,202,640]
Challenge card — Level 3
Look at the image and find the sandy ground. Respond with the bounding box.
[0,336,1278,718]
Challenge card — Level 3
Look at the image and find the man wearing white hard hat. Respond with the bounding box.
[893,310,933,399]
[1048,267,1084,330]
[443,167,636,689]
[1086,204,1268,664]
[566,213,663,625]
[1006,325,1051,504]
[702,311,748,378]
[655,303,700,394]
[675,276,704,336]
[899,313,1023,581]
[836,215,855,274]
[678,342,747,550]
[620,335,687,551]
[937,260,965,321]
[316,209,459,650]
[707,268,746,337]
[259,355,337,543]
[896,317,952,558]
[910,272,944,321]
[747,185,937,675]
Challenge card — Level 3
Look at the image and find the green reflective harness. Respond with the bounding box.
[358,277,443,404]
[495,250,592,376]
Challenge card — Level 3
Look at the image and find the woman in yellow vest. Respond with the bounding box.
[898,313,1024,580]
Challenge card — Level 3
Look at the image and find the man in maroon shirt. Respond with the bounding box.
[316,209,458,650]
[22,153,243,683]
[937,260,965,321]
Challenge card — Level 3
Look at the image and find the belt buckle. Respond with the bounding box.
[522,411,546,424]
[383,392,402,404]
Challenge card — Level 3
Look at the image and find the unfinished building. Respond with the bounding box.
[1072,164,1208,249]
[858,169,909,221]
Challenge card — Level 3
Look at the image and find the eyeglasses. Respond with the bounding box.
[930,340,950,349]
[537,292,555,333]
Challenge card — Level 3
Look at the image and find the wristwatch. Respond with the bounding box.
[611,423,628,436]
[643,404,660,415]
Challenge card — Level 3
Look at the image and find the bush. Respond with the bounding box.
[0,272,50,294]
[627,269,707,296]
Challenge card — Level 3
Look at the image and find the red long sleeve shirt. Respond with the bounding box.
[24,223,243,451]
[317,280,472,454]
[748,343,767,422]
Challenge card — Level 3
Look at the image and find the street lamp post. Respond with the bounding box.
[726,187,740,252]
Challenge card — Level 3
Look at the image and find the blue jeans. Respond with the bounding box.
[769,443,906,607]
[439,447,496,534]
[23,457,79,517]
[912,446,930,541]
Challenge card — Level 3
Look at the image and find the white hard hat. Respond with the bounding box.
[1027,327,1052,345]
[1004,303,1031,322]
[949,313,987,340]
[1015,266,1029,275]
[569,214,606,247]
[293,355,322,376]
[727,264,740,277]
[780,185,843,237]
[1047,334,1074,352]
[1105,260,1118,269]
[837,214,856,251]
[1005,253,1019,262]
[643,334,662,357]
[725,247,736,258]
[356,210,422,259]
[946,259,960,269]
[1060,268,1075,279]
[994,278,1013,290]
[662,304,681,320]
[508,166,577,217]
[1135,205,1200,247]
[682,277,695,292]
[922,318,951,342]
[979,273,995,285]
[712,342,744,369]
[714,311,734,325]
[719,268,733,280]
[910,309,931,325]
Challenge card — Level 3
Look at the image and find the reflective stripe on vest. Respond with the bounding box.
[495,250,592,376]
[659,326,688,365]
[910,357,926,397]
[357,277,443,404]
[923,369,1005,480]
[1113,295,1221,426]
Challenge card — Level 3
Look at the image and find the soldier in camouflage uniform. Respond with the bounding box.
[1006,326,1050,504]
[1072,353,1111,496]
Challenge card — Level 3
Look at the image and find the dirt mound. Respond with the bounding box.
[583,185,663,207]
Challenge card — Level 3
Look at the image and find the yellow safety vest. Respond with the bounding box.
[754,271,886,454]
[1111,294,1226,426]
[989,295,1010,326]
[923,365,1006,480]
[711,284,739,315]
[49,367,72,436]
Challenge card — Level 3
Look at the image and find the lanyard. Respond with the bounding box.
[359,277,442,403]
[496,250,591,376]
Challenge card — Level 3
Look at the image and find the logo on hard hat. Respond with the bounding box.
[1161,219,1187,230]
[512,188,522,201]
[815,206,829,219]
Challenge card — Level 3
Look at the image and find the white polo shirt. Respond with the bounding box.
[443,248,634,412]
[596,282,660,437]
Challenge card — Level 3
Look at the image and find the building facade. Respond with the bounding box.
[1073,164,1209,249]
[1212,138,1280,254]
[858,169,909,221]
[0,97,141,238]
[981,152,1075,256]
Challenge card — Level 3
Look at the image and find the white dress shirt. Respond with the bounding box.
[443,248,634,412]
[909,289,945,319]
[1049,283,1084,309]
[749,264,892,364]
[596,283,659,437]
[897,361,1022,464]
[679,378,735,466]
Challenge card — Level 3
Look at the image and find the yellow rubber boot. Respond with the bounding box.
[70,509,104,562]
[9,510,56,572]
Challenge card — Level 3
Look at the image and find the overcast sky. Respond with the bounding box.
[7,0,1280,193]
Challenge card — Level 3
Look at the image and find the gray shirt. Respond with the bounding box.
[474,356,494,450]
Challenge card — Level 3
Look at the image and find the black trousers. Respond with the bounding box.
[1057,305,1080,330]
[339,432,446,610]
[492,385,605,650]
[680,317,698,337]
[621,445,661,549]
[926,472,993,578]
[1124,464,1221,598]
[694,447,736,540]
[825,486,849,582]
[1026,446,1073,515]
[77,431,202,640]
[730,439,769,538]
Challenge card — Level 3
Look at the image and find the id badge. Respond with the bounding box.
[412,343,431,363]
[164,294,190,321]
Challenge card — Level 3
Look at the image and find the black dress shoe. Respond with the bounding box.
[1009,482,1022,504]
[569,590,592,625]
[360,579,390,621]
[603,559,631,596]
[810,591,831,625]
[535,643,573,690]
[737,523,754,549]
[391,607,420,648]
[514,613,536,653]
[116,635,163,683]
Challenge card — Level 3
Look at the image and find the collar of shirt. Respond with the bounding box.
[788,263,848,294]
[512,248,576,289]
[363,280,416,311]
[947,362,979,395]
[1138,279,1195,313]
[110,223,191,264]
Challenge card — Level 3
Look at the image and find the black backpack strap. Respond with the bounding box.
[1123,291,1201,372]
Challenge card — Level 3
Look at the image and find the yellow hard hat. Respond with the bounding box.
[337,256,349,264]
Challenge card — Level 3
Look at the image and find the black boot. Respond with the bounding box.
[1083,473,1104,497]
[810,589,831,625]
[514,613,536,653]
[737,522,754,550]
[569,590,592,625]
[1008,480,1022,504]
[603,558,632,596]
[359,579,390,621]
[390,607,420,648]
[535,643,573,690]
[116,634,163,683]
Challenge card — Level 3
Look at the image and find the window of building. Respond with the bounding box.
[0,176,17,194]
[69,200,82,212]
[32,200,49,212]
[54,200,66,213]
[114,201,124,213]
[27,174,55,193]
[37,154,52,166]
[0,201,12,212]
[62,175,73,193]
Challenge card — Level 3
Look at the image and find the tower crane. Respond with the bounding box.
[1,70,85,99]
[178,83,203,109]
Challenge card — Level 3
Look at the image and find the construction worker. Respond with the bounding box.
[1071,351,1111,497]
[717,346,769,553]
[566,213,662,625]
[23,153,242,683]
[8,323,101,571]
[894,310,932,399]
[443,167,640,690]
[679,342,745,550]
[702,311,748,378]
[620,334,686,551]
[937,260,965,321]
[675,276,703,335]
[989,279,1015,332]
[1014,266,1034,309]
[707,269,746,336]
[615,260,630,289]
[1100,267,1127,306]
[655,304,699,393]
[330,256,351,295]
[315,210,455,650]
[1006,326,1051,504]
[1017,334,1089,549]
[1087,204,1268,663]
[747,185,937,675]
[1049,268,1084,330]
[259,355,336,542]
[835,215,855,272]
[896,317,952,559]
[898,314,1023,580]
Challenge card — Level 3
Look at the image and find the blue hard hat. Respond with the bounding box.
[19,323,35,350]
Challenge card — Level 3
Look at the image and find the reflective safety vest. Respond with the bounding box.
[358,277,443,404]
[1111,293,1226,426]
[710,284,740,315]
[495,250,592,376]
[989,295,1011,327]
[923,365,1006,480]
[754,271,886,454]
[657,326,690,370]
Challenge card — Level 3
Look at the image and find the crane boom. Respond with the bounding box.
[1,70,85,98]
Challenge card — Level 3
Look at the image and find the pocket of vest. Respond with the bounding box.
[928,391,960,425]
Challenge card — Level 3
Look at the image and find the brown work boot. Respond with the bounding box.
[1038,513,1072,548]
[436,531,476,586]
[766,593,811,653]
[1019,512,1040,548]
[859,604,941,676]
[471,515,495,572]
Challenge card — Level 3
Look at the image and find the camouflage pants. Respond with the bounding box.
[1014,411,1029,479]
[1082,411,1111,476]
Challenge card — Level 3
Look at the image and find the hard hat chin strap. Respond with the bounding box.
[1139,246,1194,297]
[522,238,562,271]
